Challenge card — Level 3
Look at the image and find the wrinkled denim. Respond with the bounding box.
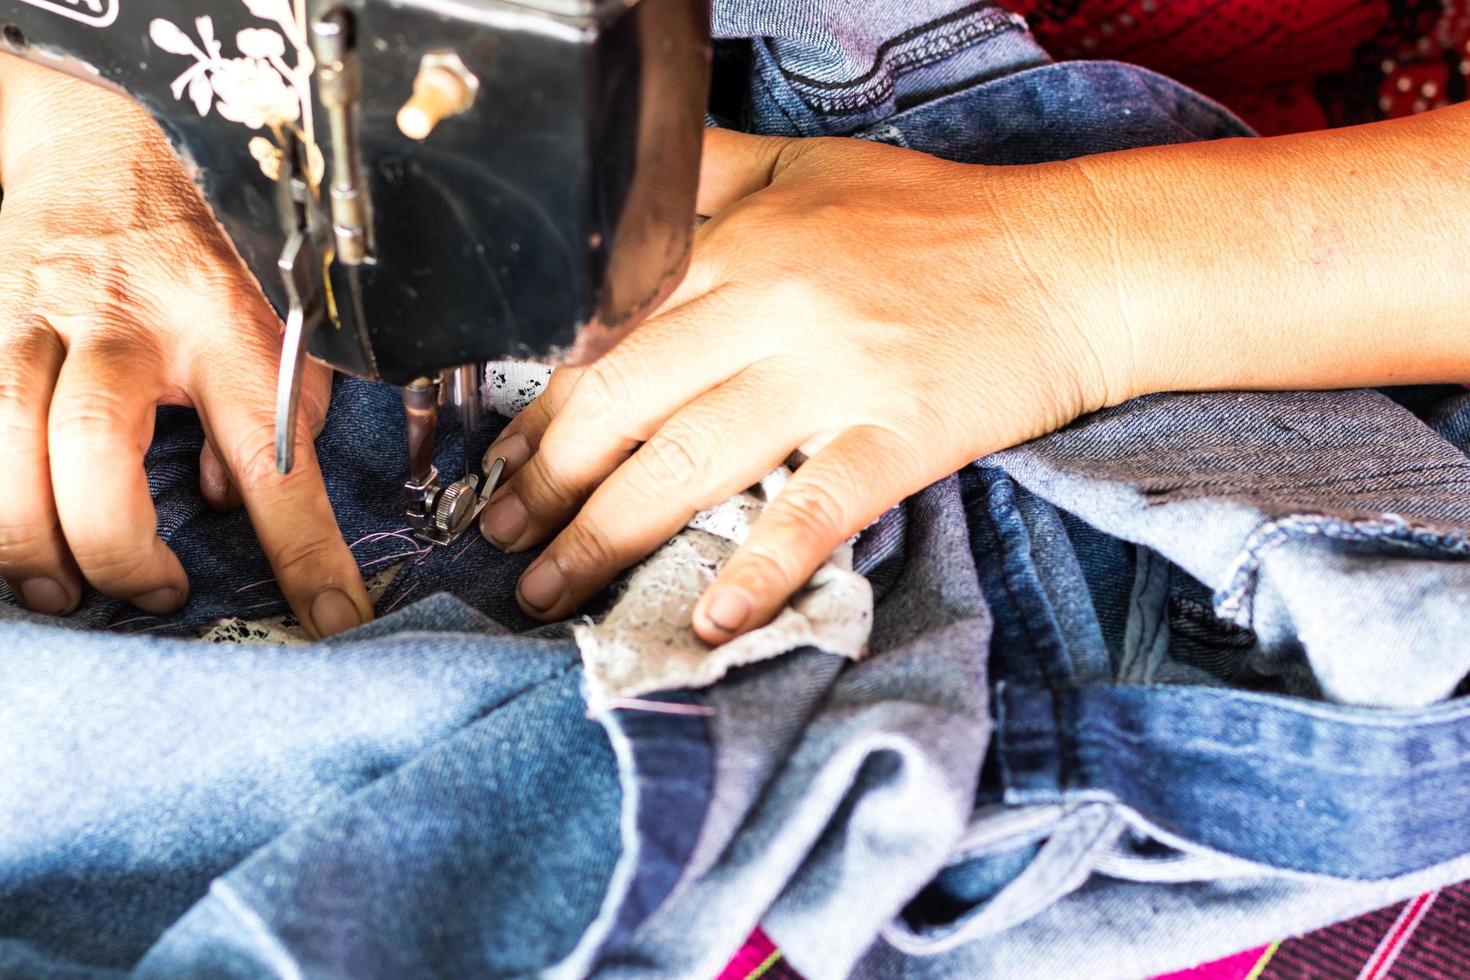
[7,3,1470,979]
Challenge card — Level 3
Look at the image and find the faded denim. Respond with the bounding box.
[6,4,1470,980]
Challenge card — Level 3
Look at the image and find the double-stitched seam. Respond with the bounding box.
[1078,713,1470,779]
[979,480,1075,798]
[777,6,1024,116]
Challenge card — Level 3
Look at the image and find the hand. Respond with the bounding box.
[0,56,371,636]
[479,128,1135,644]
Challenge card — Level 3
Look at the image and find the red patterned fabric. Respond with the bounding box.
[722,881,1470,979]
[1002,0,1470,134]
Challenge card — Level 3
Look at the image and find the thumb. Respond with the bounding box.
[691,424,922,645]
[696,128,796,217]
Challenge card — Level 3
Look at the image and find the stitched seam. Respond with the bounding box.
[1145,477,1470,506]
[780,10,1023,116]
[980,482,1073,796]
[778,3,1012,88]
[1214,514,1470,623]
[1075,717,1470,778]
[793,17,1018,115]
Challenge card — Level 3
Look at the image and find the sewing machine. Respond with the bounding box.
[0,0,710,543]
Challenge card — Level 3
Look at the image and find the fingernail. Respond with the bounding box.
[702,589,751,634]
[485,432,532,475]
[20,577,72,616]
[481,490,528,550]
[310,587,362,638]
[518,558,565,613]
[134,586,184,615]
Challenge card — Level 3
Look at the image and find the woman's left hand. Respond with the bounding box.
[479,128,1138,644]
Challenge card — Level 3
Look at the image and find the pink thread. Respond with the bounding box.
[451,537,478,563]
[359,550,423,570]
[588,697,715,718]
[236,530,428,595]
[346,529,421,551]
[383,583,418,613]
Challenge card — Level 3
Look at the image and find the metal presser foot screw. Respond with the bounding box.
[433,477,479,536]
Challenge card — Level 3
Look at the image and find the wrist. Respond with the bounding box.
[1056,149,1216,405]
[978,158,1157,415]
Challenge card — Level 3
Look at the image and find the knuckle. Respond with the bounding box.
[1,318,62,363]
[71,537,156,585]
[514,454,581,514]
[0,326,63,413]
[729,544,799,595]
[73,325,159,367]
[774,479,850,543]
[263,534,336,586]
[576,356,639,428]
[49,391,137,447]
[0,521,61,565]
[634,427,706,488]
[227,418,291,490]
[555,519,620,574]
[539,364,584,409]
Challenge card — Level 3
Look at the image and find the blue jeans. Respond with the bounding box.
[7,4,1470,979]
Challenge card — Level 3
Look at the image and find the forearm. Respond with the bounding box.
[1060,103,1470,400]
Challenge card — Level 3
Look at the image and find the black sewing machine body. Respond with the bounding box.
[0,0,710,383]
[2,0,708,544]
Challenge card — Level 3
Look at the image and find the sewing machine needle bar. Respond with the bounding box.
[403,377,439,487]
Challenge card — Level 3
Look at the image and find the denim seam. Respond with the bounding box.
[1118,548,1168,685]
[980,480,1080,801]
[1093,685,1470,728]
[882,803,1123,953]
[776,3,1014,88]
[1075,717,1470,777]
[1215,513,1470,625]
[978,487,1071,691]
[777,9,1024,116]
[782,13,1023,116]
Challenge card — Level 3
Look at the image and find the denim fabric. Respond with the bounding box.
[591,477,993,980]
[993,389,1470,709]
[8,3,1470,979]
[0,598,621,978]
[0,378,546,636]
[693,8,1470,980]
[711,1,1046,136]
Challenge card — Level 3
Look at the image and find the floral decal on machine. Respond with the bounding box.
[149,0,321,181]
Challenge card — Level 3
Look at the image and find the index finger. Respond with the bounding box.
[194,350,371,639]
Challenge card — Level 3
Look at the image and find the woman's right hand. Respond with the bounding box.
[0,54,371,636]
